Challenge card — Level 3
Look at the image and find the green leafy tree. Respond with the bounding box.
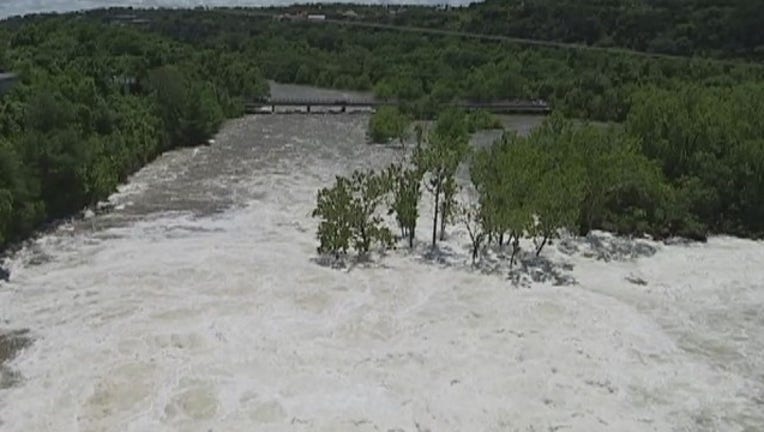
[532,114,677,238]
[312,170,394,258]
[530,160,585,256]
[627,84,764,237]
[145,65,189,147]
[456,201,486,265]
[179,82,224,146]
[495,135,540,266]
[312,176,353,257]
[473,132,538,256]
[418,109,469,248]
[368,106,410,146]
[384,163,423,248]
[348,170,394,254]
[439,175,458,241]
[465,109,503,133]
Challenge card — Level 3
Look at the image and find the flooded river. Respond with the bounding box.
[0,87,763,431]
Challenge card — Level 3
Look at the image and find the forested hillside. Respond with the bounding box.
[466,0,764,60]
[363,0,763,61]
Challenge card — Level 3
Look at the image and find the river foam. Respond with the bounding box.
[1,112,763,431]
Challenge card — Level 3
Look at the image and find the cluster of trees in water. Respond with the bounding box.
[368,106,502,145]
[315,84,764,261]
[313,110,467,258]
[1,3,763,250]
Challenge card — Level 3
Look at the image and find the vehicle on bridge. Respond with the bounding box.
[0,72,18,96]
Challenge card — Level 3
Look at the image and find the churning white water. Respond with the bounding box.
[1,107,763,431]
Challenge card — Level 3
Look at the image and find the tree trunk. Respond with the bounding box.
[360,224,369,253]
[510,233,520,269]
[431,181,440,248]
[535,233,549,257]
[471,234,483,265]
[498,232,504,248]
[439,200,447,241]
[408,227,415,248]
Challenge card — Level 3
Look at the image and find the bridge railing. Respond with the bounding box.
[247,97,386,105]
[244,97,551,113]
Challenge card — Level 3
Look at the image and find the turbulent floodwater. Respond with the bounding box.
[1,94,763,431]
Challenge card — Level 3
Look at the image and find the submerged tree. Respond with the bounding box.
[312,170,393,258]
[471,121,584,264]
[533,114,681,238]
[368,106,411,147]
[312,175,353,257]
[439,175,458,241]
[348,170,394,254]
[417,109,470,248]
[530,159,585,256]
[472,132,539,265]
[457,201,486,265]
[385,163,423,248]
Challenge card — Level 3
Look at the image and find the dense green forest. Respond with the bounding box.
[0,17,268,248]
[286,0,764,61]
[1,2,764,250]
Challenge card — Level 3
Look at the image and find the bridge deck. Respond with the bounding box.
[244,98,550,114]
[247,98,394,107]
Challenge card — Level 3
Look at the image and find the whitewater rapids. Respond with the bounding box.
[0,112,763,432]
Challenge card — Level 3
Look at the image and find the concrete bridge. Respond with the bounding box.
[245,97,550,115]
[0,73,18,96]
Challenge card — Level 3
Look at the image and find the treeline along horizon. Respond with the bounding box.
[1,4,763,250]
